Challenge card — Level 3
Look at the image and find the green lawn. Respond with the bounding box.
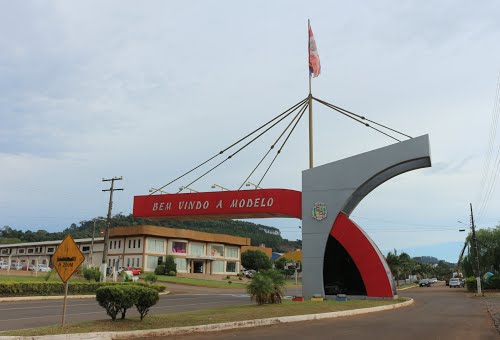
[1,298,408,337]
[153,275,247,288]
[0,272,88,283]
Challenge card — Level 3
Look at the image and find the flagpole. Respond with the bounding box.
[308,19,314,169]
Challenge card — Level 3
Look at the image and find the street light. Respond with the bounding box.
[245,181,262,189]
[179,186,198,193]
[211,184,229,191]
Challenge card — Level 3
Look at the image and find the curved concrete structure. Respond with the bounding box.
[302,135,431,298]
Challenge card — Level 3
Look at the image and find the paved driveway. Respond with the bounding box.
[167,283,498,340]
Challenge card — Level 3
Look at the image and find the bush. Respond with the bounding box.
[163,255,177,274]
[143,273,158,284]
[96,285,160,321]
[0,281,165,297]
[96,286,136,320]
[168,271,176,277]
[465,277,477,292]
[485,276,500,289]
[246,270,285,305]
[134,286,160,320]
[83,267,101,282]
[154,265,166,275]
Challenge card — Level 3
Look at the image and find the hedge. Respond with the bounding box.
[0,281,165,297]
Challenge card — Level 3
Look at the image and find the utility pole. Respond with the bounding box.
[101,177,123,282]
[470,203,482,296]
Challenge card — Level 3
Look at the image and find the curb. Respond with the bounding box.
[0,291,170,303]
[0,298,413,340]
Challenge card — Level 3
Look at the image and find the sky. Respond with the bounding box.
[1,1,500,262]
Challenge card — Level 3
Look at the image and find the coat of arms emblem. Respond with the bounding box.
[312,202,327,221]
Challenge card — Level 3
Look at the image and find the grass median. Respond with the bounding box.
[1,298,407,337]
[154,275,247,288]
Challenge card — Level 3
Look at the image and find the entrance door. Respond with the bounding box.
[193,261,204,273]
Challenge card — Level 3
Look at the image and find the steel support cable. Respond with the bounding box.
[238,101,309,190]
[257,102,309,187]
[313,97,412,139]
[313,97,401,142]
[476,75,500,221]
[477,145,500,221]
[178,99,309,192]
[150,97,308,195]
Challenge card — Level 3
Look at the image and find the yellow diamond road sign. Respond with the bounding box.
[52,234,86,283]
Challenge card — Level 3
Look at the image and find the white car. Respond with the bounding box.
[10,263,22,270]
[0,262,8,269]
[449,278,461,288]
[34,264,51,272]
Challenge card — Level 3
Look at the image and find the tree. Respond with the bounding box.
[247,273,274,305]
[274,256,295,279]
[241,250,272,271]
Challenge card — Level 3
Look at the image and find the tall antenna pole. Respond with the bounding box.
[308,19,314,169]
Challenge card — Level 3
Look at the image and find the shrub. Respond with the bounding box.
[247,273,274,305]
[168,271,176,277]
[83,267,101,282]
[226,275,230,280]
[143,273,158,284]
[163,256,177,274]
[154,265,165,275]
[485,276,500,289]
[246,270,285,305]
[465,277,477,292]
[96,286,135,321]
[134,286,160,320]
[238,277,243,281]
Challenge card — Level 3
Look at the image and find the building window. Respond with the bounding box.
[138,239,141,248]
[147,256,161,270]
[129,240,132,248]
[225,247,238,258]
[133,240,136,248]
[127,258,130,267]
[190,243,204,256]
[109,241,113,249]
[226,261,237,273]
[175,258,187,271]
[82,246,90,252]
[113,241,117,249]
[148,239,165,253]
[210,245,224,257]
[31,260,35,265]
[132,258,135,267]
[118,240,121,249]
[18,249,25,254]
[212,261,224,273]
[137,258,140,267]
[108,259,111,266]
[28,249,34,254]
[171,242,187,254]
[47,247,54,253]
[42,259,47,265]
[1,249,9,255]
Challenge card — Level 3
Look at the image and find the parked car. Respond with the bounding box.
[34,264,51,272]
[10,263,22,270]
[419,279,431,287]
[245,269,257,278]
[429,278,438,283]
[449,278,462,288]
[21,265,35,271]
[0,262,8,269]
[119,267,142,275]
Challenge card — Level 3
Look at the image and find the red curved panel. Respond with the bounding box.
[133,189,302,220]
[330,212,395,297]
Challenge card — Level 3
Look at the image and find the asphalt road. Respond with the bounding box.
[0,286,251,331]
[163,283,499,340]
[0,284,302,332]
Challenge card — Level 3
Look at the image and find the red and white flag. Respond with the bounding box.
[309,25,321,77]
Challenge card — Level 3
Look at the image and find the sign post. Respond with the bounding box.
[52,235,85,326]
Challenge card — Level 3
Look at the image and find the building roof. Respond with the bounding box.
[110,225,251,246]
[0,238,104,249]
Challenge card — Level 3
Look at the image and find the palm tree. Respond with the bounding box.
[247,273,274,305]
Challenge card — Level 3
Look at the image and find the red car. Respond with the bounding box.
[119,267,142,275]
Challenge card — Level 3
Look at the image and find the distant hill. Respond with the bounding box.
[413,256,455,267]
[1,214,301,253]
